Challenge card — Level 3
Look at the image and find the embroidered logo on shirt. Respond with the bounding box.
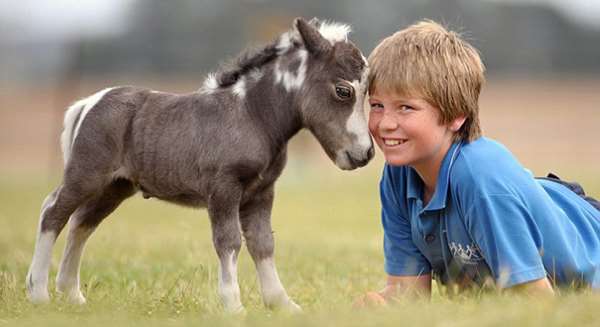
[448,242,484,264]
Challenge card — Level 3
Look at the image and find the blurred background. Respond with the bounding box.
[1,0,599,186]
[0,2,599,320]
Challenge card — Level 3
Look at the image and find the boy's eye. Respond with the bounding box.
[399,105,414,111]
[370,103,384,110]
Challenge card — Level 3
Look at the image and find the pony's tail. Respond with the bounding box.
[58,87,116,167]
[59,100,86,167]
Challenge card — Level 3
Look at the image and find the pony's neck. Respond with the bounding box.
[244,62,303,154]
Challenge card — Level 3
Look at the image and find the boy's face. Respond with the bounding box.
[368,90,460,168]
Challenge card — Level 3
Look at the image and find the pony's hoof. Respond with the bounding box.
[26,274,50,304]
[68,291,87,305]
[27,289,50,304]
[56,287,87,305]
[285,300,302,314]
[267,298,303,313]
[225,304,246,315]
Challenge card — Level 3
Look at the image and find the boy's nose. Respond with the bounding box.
[379,112,399,131]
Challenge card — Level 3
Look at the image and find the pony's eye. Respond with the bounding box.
[335,85,353,99]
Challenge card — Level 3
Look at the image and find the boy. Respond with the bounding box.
[360,20,600,303]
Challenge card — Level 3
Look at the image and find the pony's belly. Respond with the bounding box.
[158,193,207,208]
[136,180,208,208]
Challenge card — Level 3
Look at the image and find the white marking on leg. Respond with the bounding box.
[218,251,244,313]
[256,257,301,312]
[26,193,59,303]
[26,231,56,303]
[232,76,246,99]
[56,223,94,304]
[274,49,307,92]
[200,73,219,94]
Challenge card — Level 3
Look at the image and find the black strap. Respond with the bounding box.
[538,173,600,212]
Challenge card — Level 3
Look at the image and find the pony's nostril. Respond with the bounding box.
[345,151,357,167]
[345,150,371,168]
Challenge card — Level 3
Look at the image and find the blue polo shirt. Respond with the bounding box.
[381,137,600,288]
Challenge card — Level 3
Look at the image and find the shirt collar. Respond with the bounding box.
[406,141,463,212]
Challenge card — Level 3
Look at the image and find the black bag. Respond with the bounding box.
[537,173,600,211]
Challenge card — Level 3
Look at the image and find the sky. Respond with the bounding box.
[0,0,133,41]
[487,0,600,28]
[1,0,599,42]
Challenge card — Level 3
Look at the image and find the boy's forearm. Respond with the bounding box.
[379,274,432,300]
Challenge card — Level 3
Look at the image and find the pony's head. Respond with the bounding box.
[278,18,374,170]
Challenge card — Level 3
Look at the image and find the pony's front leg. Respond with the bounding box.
[208,188,244,314]
[240,187,301,312]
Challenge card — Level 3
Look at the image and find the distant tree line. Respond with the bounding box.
[5,0,600,84]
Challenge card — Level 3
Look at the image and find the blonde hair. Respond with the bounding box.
[368,20,485,142]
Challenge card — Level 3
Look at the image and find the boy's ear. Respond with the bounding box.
[449,116,467,132]
[294,17,332,55]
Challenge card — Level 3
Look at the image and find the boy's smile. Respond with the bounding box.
[382,138,407,147]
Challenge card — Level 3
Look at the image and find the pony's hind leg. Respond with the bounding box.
[26,182,94,303]
[55,179,136,304]
[26,189,61,303]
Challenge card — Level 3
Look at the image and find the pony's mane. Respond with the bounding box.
[214,42,280,87]
[204,19,351,90]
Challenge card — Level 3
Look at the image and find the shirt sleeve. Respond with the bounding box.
[463,194,547,288]
[380,167,431,276]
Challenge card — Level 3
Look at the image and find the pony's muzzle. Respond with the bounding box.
[342,145,374,169]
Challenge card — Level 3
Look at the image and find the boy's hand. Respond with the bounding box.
[353,274,431,308]
[506,277,555,295]
[352,291,387,309]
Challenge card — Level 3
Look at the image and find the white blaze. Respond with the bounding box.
[346,66,372,150]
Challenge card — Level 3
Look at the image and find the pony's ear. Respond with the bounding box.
[307,17,322,29]
[294,17,332,55]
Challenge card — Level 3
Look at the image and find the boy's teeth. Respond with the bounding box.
[384,139,404,146]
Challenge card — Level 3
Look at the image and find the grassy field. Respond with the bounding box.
[2,161,600,326]
[1,78,600,326]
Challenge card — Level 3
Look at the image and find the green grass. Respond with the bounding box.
[1,160,600,326]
